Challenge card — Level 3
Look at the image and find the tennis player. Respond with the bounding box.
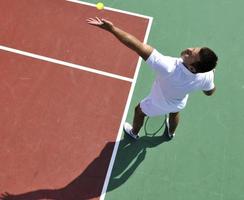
[87,17,218,140]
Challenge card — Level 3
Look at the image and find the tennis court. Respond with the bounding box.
[1,0,244,200]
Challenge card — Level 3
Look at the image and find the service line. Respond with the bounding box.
[0,45,133,83]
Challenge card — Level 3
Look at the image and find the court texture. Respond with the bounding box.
[0,0,243,200]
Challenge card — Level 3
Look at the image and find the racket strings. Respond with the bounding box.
[144,115,167,136]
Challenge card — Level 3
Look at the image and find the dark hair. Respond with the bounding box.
[192,47,218,73]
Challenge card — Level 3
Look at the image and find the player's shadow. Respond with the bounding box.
[0,130,170,200]
[107,130,171,192]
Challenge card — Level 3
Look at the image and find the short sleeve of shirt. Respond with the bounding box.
[146,49,176,77]
[202,71,215,91]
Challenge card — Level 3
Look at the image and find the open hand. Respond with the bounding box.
[86,17,114,31]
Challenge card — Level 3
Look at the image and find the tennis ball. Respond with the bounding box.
[96,2,104,10]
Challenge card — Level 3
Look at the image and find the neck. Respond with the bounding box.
[182,62,197,74]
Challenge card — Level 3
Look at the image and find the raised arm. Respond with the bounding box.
[86,17,153,60]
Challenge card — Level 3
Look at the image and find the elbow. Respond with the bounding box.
[205,92,214,96]
[203,87,216,96]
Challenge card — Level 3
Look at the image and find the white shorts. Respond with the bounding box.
[140,96,184,117]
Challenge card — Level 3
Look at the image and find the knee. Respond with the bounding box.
[169,112,180,121]
[135,104,146,117]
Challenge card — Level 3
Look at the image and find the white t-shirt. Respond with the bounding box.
[145,49,215,112]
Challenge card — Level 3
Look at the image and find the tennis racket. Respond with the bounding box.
[144,115,167,136]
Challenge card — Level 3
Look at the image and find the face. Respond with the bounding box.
[181,47,201,72]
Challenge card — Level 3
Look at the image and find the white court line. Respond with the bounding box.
[97,12,154,200]
[2,1,153,199]
[66,0,153,20]
[67,1,154,199]
[0,45,133,83]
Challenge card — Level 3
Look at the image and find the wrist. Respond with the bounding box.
[108,25,115,33]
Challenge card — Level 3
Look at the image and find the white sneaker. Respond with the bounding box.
[165,116,175,139]
[123,122,139,140]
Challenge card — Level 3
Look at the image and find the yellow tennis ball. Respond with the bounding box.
[96,2,104,10]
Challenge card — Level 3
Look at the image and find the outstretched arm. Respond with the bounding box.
[86,17,154,60]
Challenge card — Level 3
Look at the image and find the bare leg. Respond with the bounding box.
[132,104,146,134]
[169,112,180,134]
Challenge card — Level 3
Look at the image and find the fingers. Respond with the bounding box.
[86,17,114,31]
[86,17,97,23]
[86,17,101,22]
[101,18,108,23]
[86,17,104,26]
[86,18,94,22]
[95,17,102,23]
[0,192,10,200]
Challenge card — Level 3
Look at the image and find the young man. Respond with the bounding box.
[87,17,218,140]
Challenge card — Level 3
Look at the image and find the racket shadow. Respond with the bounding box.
[108,127,171,191]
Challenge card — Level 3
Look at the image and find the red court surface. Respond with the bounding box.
[0,0,149,78]
[0,50,130,199]
[0,1,150,200]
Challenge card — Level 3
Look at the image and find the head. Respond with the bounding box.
[181,47,218,73]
